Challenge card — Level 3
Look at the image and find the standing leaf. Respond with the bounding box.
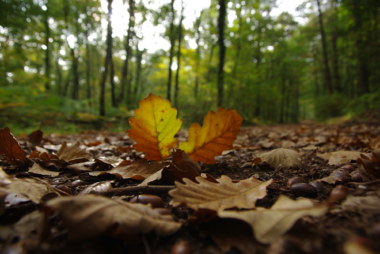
[179,108,242,163]
[128,94,182,160]
[0,127,27,164]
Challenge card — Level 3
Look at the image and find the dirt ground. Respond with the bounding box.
[1,120,380,254]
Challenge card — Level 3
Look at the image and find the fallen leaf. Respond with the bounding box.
[28,163,60,177]
[0,127,28,164]
[128,94,182,160]
[0,168,56,203]
[45,194,181,241]
[79,181,113,194]
[317,150,369,166]
[218,195,328,244]
[56,142,92,163]
[201,219,258,254]
[27,130,43,146]
[179,108,242,164]
[259,148,301,169]
[341,194,380,214]
[169,175,272,211]
[92,158,164,179]
[358,150,380,179]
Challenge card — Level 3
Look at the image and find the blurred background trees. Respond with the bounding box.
[0,0,379,133]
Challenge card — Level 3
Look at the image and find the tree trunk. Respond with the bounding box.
[194,11,203,98]
[330,0,341,93]
[133,46,143,105]
[43,0,51,91]
[166,0,176,101]
[174,6,184,108]
[217,0,227,107]
[120,0,135,106]
[316,0,333,93]
[84,1,92,103]
[99,0,113,116]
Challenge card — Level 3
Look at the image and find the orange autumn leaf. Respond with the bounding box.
[128,94,182,161]
[179,108,242,164]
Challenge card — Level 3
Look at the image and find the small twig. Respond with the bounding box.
[347,179,380,186]
[101,185,175,196]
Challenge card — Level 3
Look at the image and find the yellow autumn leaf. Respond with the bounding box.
[179,108,242,163]
[128,94,182,161]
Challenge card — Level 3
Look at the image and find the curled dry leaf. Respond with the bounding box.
[128,94,182,161]
[179,108,242,164]
[0,127,28,164]
[45,194,181,241]
[218,195,328,244]
[317,150,369,166]
[169,175,272,211]
[358,150,380,179]
[27,129,43,146]
[57,142,92,163]
[259,148,301,169]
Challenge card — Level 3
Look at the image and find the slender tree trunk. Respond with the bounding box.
[133,47,143,105]
[166,0,176,101]
[99,0,113,116]
[110,56,116,108]
[120,0,135,106]
[84,2,92,103]
[55,56,62,94]
[230,4,242,105]
[316,0,333,93]
[217,0,227,107]
[174,6,184,108]
[330,0,341,92]
[194,11,202,98]
[43,0,51,91]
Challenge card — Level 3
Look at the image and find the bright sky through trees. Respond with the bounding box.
[100,0,305,53]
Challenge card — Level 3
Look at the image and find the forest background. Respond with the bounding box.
[0,0,379,134]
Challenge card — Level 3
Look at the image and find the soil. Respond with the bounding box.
[1,121,380,254]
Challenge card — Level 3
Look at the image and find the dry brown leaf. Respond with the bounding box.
[169,175,272,211]
[259,148,301,169]
[79,181,113,195]
[96,159,164,179]
[218,195,328,244]
[317,150,369,166]
[28,163,60,177]
[341,194,380,214]
[56,142,92,163]
[0,127,28,164]
[0,168,55,203]
[45,194,181,241]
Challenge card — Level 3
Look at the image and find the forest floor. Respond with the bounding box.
[1,119,380,254]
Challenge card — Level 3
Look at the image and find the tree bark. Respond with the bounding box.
[166,0,176,101]
[316,0,333,93]
[174,6,184,108]
[330,0,341,93]
[43,0,51,91]
[99,0,113,116]
[120,0,135,106]
[194,11,203,98]
[217,0,227,107]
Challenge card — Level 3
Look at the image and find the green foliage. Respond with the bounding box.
[314,93,349,120]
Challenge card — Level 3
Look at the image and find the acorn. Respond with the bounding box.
[328,185,348,204]
[130,194,163,208]
[290,183,317,197]
[287,176,305,187]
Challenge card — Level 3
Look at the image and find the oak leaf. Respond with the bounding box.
[45,194,181,241]
[218,195,328,244]
[169,175,272,211]
[179,108,242,163]
[128,94,182,161]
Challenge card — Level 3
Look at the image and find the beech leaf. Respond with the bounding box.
[57,142,92,163]
[128,94,182,160]
[179,108,242,164]
[169,175,272,211]
[45,194,181,241]
[259,148,301,169]
[218,195,328,244]
[317,150,369,166]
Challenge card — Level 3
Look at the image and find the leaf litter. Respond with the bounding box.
[0,108,380,253]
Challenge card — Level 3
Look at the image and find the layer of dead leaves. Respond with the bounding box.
[1,121,380,254]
